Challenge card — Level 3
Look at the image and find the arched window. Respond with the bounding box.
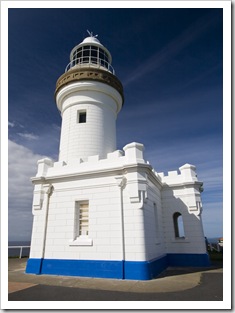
[173,212,185,238]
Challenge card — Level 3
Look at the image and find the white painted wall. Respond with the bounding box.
[161,165,207,254]
[29,143,207,263]
[56,81,123,163]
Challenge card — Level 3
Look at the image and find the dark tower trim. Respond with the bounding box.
[55,67,124,103]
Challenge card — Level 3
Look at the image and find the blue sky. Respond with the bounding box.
[7,7,224,241]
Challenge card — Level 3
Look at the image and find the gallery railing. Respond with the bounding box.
[8,246,31,258]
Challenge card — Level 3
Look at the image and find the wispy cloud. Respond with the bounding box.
[8,121,15,127]
[123,12,219,86]
[143,137,223,239]
[198,167,223,191]
[145,135,222,172]
[18,132,39,140]
[8,120,25,129]
[201,201,223,238]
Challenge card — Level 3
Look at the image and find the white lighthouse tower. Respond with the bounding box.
[26,32,210,279]
[56,32,123,163]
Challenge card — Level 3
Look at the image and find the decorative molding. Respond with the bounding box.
[31,162,153,184]
[55,67,124,102]
[115,176,127,189]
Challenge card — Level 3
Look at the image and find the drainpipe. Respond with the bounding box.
[115,176,126,279]
[40,184,54,271]
[115,176,146,279]
[133,190,145,210]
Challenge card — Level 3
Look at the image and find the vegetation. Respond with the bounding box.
[208,250,223,262]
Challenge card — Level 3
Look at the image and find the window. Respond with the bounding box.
[78,111,86,123]
[78,203,89,236]
[173,212,185,238]
[70,201,92,246]
[74,201,89,239]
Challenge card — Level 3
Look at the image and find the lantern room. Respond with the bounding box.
[65,31,114,74]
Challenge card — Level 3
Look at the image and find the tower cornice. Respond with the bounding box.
[55,67,124,103]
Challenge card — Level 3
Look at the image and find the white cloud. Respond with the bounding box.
[18,132,39,140]
[8,121,15,127]
[8,140,45,241]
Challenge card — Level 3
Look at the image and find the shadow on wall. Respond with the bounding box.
[139,193,211,280]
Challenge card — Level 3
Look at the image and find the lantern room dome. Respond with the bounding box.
[82,36,101,44]
[66,32,113,73]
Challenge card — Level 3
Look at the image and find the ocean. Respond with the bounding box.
[207,237,221,244]
[8,241,31,258]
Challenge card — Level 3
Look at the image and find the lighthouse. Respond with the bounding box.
[26,32,210,280]
[55,32,123,163]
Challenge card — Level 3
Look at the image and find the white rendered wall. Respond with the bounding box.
[29,143,165,263]
[160,166,207,255]
[141,180,165,260]
[29,144,207,264]
[162,189,206,254]
[30,174,155,262]
[31,177,123,261]
[56,81,122,163]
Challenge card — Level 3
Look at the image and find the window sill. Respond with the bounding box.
[69,237,93,246]
[171,237,190,243]
[155,241,161,245]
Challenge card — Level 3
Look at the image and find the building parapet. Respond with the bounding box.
[32,144,202,195]
[32,144,201,192]
[158,163,199,185]
[31,142,150,182]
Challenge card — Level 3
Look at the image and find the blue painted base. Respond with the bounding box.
[25,253,210,280]
[167,253,211,267]
[25,258,43,274]
[124,255,168,280]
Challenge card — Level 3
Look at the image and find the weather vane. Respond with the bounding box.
[87,30,98,38]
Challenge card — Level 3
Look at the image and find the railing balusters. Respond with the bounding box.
[65,57,115,74]
[8,246,30,258]
[19,247,22,259]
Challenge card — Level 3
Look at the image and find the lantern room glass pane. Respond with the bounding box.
[69,45,111,71]
[83,46,90,63]
[99,48,109,69]
[73,48,82,65]
[91,46,98,63]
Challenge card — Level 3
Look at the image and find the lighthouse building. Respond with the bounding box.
[26,33,210,280]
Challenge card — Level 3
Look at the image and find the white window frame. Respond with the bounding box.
[69,200,93,246]
[171,212,190,243]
